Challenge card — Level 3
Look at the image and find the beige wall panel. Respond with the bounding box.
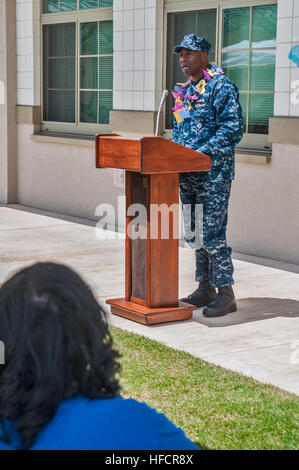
[228,143,299,264]
[17,125,125,226]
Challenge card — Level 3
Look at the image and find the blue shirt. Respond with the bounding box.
[172,72,244,182]
[0,396,198,450]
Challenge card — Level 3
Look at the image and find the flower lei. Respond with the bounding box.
[172,64,224,123]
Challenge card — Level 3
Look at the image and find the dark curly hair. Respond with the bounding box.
[0,262,120,449]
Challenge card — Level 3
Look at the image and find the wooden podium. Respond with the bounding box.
[95,134,211,325]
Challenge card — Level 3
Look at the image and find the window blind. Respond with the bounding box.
[42,0,113,13]
[222,4,277,134]
[43,23,76,122]
[80,20,113,124]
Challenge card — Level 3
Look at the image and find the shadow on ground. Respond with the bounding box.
[190,297,299,328]
[232,251,299,274]
[194,441,210,450]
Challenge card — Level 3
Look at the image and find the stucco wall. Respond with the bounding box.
[228,143,299,264]
[17,124,125,227]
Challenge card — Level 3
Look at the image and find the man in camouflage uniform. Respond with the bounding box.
[171,34,243,317]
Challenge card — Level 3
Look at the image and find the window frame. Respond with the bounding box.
[41,4,113,135]
[163,0,278,151]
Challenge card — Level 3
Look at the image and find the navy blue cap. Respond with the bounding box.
[174,34,211,54]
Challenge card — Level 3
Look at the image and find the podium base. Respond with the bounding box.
[106,298,196,325]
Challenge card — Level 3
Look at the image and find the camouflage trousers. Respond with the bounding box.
[179,177,234,288]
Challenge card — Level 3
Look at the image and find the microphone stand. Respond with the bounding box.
[155,90,169,137]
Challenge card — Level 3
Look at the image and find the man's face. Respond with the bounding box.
[179,48,208,77]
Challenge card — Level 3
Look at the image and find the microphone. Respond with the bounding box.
[155,89,169,137]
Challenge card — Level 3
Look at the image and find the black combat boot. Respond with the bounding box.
[180,280,217,308]
[202,285,237,317]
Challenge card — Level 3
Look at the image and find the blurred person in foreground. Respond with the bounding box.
[0,262,197,451]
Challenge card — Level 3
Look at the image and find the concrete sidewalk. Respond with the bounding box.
[1,204,299,395]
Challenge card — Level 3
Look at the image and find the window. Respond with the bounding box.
[165,2,277,150]
[43,23,76,122]
[41,0,113,135]
[42,0,113,14]
[166,9,217,130]
[79,21,113,125]
[222,5,277,137]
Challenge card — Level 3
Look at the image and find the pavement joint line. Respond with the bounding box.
[0,224,71,231]
[200,342,295,359]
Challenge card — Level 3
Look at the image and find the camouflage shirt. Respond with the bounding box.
[171,70,244,182]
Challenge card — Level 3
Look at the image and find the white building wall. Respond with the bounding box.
[113,0,163,112]
[17,126,122,225]
[230,143,299,265]
[229,0,299,265]
[275,0,299,116]
[16,0,40,106]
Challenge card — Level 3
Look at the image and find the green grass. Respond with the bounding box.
[110,326,299,450]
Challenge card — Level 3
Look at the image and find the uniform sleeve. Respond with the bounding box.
[171,113,180,144]
[197,78,244,158]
